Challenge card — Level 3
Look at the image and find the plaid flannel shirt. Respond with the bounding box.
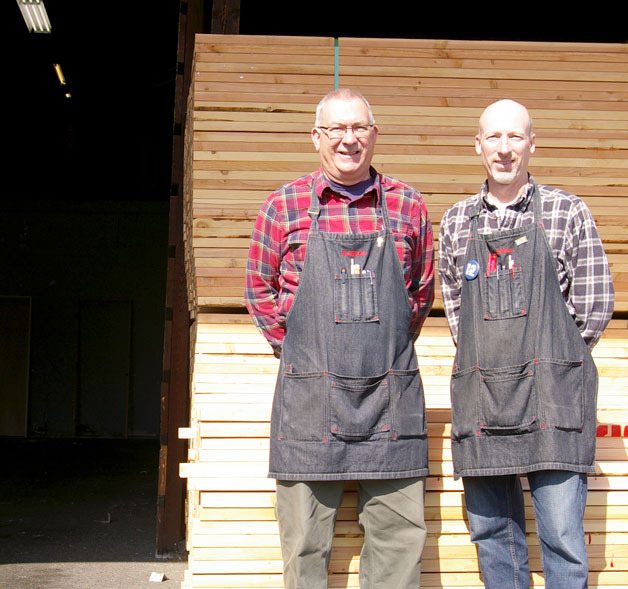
[245,168,435,352]
[438,177,614,348]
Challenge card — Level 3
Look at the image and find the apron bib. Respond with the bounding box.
[451,184,598,479]
[268,182,429,480]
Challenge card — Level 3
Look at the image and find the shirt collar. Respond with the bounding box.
[480,175,535,212]
[314,167,381,202]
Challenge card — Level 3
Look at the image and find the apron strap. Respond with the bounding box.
[308,184,321,230]
[309,175,391,231]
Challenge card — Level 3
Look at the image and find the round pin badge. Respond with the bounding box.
[464,259,480,281]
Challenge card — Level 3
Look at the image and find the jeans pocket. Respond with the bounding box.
[279,371,326,441]
[389,368,426,438]
[329,372,390,440]
[536,358,584,430]
[478,361,536,434]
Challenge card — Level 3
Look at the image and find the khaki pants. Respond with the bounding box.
[275,477,427,589]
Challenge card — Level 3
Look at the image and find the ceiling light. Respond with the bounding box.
[53,63,66,86]
[16,0,51,33]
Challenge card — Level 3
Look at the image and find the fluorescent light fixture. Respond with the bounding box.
[53,63,66,86]
[16,0,51,33]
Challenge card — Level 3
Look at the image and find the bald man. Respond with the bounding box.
[438,99,614,588]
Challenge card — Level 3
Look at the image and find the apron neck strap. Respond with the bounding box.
[309,175,390,230]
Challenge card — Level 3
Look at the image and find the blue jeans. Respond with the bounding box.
[463,470,588,589]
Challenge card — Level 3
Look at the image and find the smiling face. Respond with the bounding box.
[311,94,378,186]
[475,99,536,200]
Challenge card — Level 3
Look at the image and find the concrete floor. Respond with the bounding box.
[0,438,187,589]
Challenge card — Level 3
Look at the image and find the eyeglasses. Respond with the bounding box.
[317,124,374,140]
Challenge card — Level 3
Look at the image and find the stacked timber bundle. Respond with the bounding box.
[180,35,628,588]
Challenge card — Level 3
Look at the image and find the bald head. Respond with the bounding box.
[475,99,536,201]
[478,99,534,137]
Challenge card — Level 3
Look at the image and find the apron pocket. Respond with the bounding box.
[478,361,536,434]
[389,368,426,437]
[329,372,390,441]
[482,237,529,320]
[451,366,480,439]
[334,272,379,323]
[483,267,527,320]
[536,358,584,430]
[279,371,326,441]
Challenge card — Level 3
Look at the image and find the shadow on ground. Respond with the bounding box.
[0,438,187,589]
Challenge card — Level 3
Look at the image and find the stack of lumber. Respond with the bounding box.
[186,34,627,314]
[180,315,628,588]
[179,35,628,588]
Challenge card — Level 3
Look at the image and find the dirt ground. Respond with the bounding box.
[0,438,187,589]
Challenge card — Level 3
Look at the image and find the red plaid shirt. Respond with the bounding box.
[245,168,435,351]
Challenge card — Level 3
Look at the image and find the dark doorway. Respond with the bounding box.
[77,300,132,437]
[0,296,31,437]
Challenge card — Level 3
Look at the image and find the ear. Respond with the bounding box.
[474,135,482,155]
[311,127,322,151]
[529,133,536,154]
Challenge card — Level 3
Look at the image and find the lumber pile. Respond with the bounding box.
[185,34,628,314]
[180,35,628,588]
[180,315,628,588]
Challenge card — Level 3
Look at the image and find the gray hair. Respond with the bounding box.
[314,88,375,126]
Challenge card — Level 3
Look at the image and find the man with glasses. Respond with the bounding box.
[245,88,435,588]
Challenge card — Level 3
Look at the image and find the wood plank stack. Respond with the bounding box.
[180,315,628,588]
[180,35,628,588]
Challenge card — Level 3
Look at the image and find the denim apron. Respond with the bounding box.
[451,184,598,479]
[268,183,428,480]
